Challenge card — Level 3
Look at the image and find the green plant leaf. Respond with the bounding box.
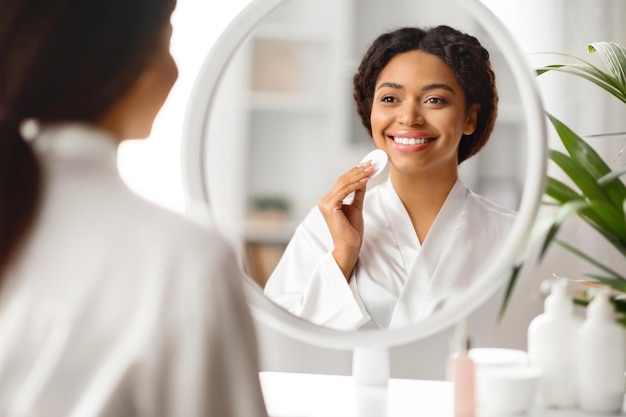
[588,200,626,241]
[498,260,523,323]
[584,131,626,139]
[573,297,591,309]
[542,178,626,261]
[567,198,626,255]
[556,239,626,280]
[549,115,610,179]
[566,65,626,101]
[536,65,561,76]
[556,205,626,257]
[598,164,626,185]
[548,114,626,206]
[546,176,582,203]
[535,48,626,103]
[584,274,626,292]
[589,42,626,91]
[550,150,611,203]
[502,46,626,324]
[538,62,626,103]
[544,168,626,258]
[538,200,590,261]
[613,298,626,315]
[497,214,559,322]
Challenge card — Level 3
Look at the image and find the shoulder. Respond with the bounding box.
[464,188,517,239]
[467,189,517,219]
[131,198,232,253]
[127,201,247,307]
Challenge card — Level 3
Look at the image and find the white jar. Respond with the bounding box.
[577,290,626,414]
[527,279,582,408]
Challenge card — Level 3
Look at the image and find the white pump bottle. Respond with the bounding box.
[577,289,626,414]
[527,278,582,408]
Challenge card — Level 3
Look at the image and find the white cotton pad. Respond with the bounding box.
[343,149,388,204]
[359,149,388,179]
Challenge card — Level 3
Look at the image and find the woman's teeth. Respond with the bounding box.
[392,136,433,145]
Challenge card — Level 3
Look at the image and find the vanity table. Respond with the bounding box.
[259,371,625,417]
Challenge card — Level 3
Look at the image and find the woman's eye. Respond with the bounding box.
[380,95,396,103]
[425,97,446,105]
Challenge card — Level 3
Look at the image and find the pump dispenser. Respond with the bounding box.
[577,290,626,413]
[527,278,582,408]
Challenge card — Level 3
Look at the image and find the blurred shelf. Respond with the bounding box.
[246,215,296,245]
[248,92,326,113]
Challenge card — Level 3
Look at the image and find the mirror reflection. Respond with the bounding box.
[204,0,527,330]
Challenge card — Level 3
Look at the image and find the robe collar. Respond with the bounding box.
[379,177,471,328]
[380,177,469,276]
[32,123,119,171]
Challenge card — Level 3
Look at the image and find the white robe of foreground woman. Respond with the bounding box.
[0,124,268,417]
[264,178,516,331]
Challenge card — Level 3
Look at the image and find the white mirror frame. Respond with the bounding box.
[181,0,547,377]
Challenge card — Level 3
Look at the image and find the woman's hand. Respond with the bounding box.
[318,161,374,281]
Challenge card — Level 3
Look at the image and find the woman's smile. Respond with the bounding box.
[388,129,437,150]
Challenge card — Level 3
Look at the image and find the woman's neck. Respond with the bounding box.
[389,167,458,243]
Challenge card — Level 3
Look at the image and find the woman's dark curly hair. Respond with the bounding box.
[353,25,497,164]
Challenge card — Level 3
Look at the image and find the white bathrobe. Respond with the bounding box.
[0,124,267,417]
[264,179,516,331]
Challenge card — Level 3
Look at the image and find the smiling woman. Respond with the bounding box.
[263,25,516,331]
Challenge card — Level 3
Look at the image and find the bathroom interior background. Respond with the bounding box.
[118,0,626,380]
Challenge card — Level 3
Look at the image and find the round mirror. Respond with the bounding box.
[182,0,546,353]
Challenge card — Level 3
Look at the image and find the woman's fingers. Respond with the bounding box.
[318,161,373,212]
[350,184,367,211]
[315,162,374,280]
[317,161,373,269]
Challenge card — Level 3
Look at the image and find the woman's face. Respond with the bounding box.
[132,22,179,138]
[370,50,478,179]
[98,21,178,140]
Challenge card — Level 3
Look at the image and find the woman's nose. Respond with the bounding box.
[398,102,424,126]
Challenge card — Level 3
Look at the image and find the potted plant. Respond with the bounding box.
[500,41,626,325]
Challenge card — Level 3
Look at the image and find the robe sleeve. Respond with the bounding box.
[264,208,370,330]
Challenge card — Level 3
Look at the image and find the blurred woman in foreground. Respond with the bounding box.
[0,1,268,416]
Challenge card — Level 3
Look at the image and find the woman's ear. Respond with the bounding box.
[463,103,480,135]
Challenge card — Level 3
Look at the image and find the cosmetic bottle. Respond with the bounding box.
[449,323,476,417]
[527,278,581,408]
[577,289,626,414]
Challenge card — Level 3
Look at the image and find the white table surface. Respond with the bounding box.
[259,371,626,417]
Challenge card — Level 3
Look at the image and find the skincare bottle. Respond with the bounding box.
[577,290,626,414]
[527,278,582,408]
[449,322,476,417]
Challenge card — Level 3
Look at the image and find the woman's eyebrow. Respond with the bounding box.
[422,83,455,93]
[376,81,403,90]
[376,82,455,93]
